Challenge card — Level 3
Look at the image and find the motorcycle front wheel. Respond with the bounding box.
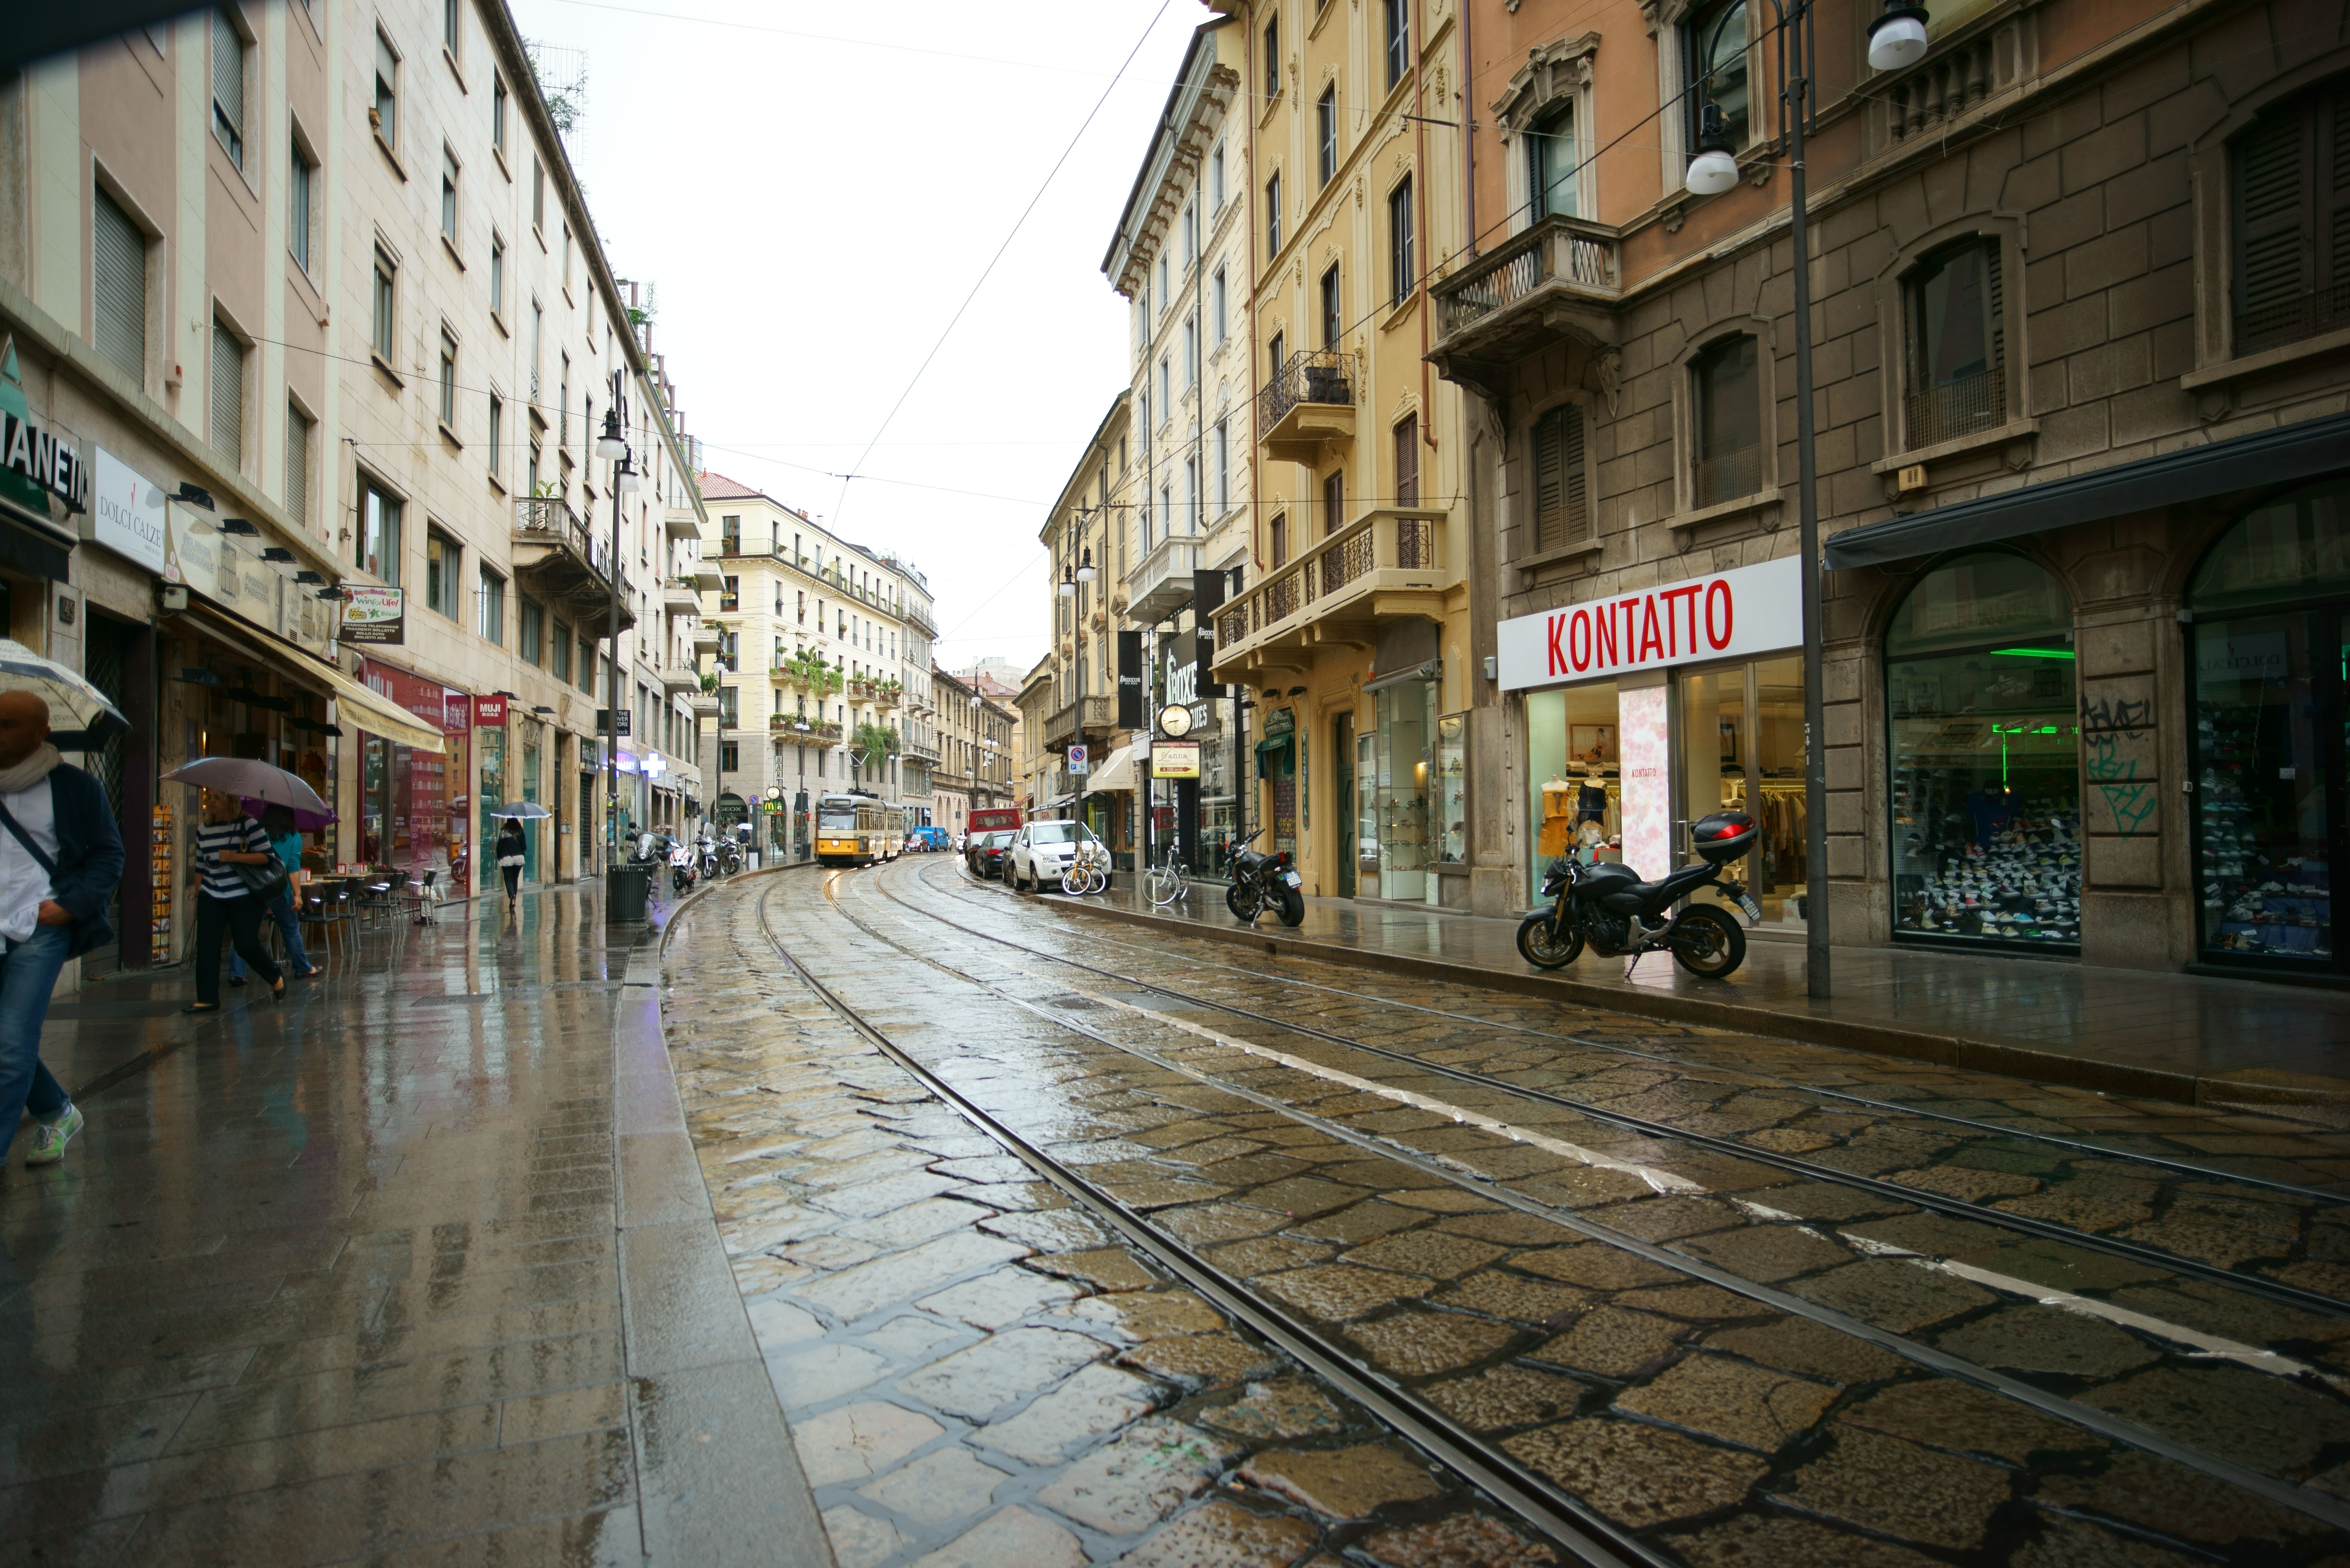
[1670,905,1747,979]
[1225,884,1261,923]
[1276,887,1305,926]
[1516,910,1584,969]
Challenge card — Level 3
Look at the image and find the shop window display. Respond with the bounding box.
[1373,678,1437,902]
[1678,658,1808,926]
[2187,481,2350,967]
[1886,552,2079,948]
[1435,714,1466,865]
[1525,680,1621,889]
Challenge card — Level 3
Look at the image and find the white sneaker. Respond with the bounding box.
[24,1103,82,1166]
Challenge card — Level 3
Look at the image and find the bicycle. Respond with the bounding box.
[1061,836,1111,896]
[1143,835,1187,907]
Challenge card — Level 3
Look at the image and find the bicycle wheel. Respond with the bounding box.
[1060,865,1082,895]
[1087,866,1108,894]
[1144,866,1177,905]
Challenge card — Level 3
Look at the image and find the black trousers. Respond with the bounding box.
[197,892,281,1005]
[502,865,522,897]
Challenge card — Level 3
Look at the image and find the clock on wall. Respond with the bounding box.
[1158,703,1193,738]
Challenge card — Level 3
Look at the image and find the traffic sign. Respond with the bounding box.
[1069,744,1090,774]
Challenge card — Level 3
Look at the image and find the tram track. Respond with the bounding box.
[872,864,2350,1323]
[760,865,2350,1553]
[921,861,2350,1205]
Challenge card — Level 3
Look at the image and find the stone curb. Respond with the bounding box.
[1035,892,2342,1112]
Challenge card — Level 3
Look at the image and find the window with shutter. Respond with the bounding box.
[92,188,146,385]
[285,403,311,525]
[2232,82,2350,354]
[1531,404,1589,553]
[210,322,243,463]
[211,9,244,166]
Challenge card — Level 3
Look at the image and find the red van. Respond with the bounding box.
[967,807,1024,836]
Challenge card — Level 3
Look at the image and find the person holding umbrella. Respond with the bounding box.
[187,789,285,1011]
[495,816,527,900]
[229,803,319,984]
[0,691,124,1169]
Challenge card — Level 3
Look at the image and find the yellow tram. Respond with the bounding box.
[815,792,889,866]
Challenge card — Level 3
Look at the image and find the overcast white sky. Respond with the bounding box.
[505,0,1208,678]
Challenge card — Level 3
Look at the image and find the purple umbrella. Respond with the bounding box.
[241,796,337,831]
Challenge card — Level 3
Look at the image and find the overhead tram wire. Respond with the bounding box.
[827,0,1177,531]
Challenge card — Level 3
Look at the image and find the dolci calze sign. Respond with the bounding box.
[1496,556,1800,690]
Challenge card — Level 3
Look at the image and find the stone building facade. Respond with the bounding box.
[1431,0,2350,976]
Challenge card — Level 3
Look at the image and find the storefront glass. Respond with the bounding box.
[478,723,507,896]
[1372,679,1437,903]
[1886,551,2080,949]
[2188,480,2349,969]
[521,724,543,883]
[1677,657,1809,926]
[358,663,470,885]
[1435,714,1467,867]
[1526,679,1621,890]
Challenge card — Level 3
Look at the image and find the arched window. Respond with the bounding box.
[1691,334,1762,506]
[2186,480,2349,968]
[1903,238,2005,449]
[1885,552,2079,948]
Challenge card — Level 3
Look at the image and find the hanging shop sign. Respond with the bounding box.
[1495,556,1801,691]
[0,407,88,515]
[342,585,406,645]
[473,693,509,727]
[86,449,167,572]
[1152,741,1200,779]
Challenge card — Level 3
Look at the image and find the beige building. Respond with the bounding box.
[929,663,1016,837]
[694,472,935,855]
[0,0,705,977]
[1209,0,1474,908]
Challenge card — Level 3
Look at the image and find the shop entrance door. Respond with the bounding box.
[2191,608,2339,969]
[1333,714,1356,898]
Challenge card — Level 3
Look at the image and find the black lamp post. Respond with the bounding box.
[1685,0,1928,999]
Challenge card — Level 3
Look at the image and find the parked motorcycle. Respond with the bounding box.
[716,838,744,876]
[670,840,698,897]
[1225,826,1306,927]
[1516,811,1760,979]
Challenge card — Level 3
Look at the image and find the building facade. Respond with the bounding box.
[1425,0,2350,976]
[694,472,933,856]
[1210,0,1477,908]
[0,0,705,981]
[928,663,1016,837]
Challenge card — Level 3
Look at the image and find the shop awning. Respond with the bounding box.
[182,602,446,753]
[1255,733,1294,756]
[1825,410,2350,570]
[1084,745,1137,793]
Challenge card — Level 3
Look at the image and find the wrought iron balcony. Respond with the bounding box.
[1428,215,1622,395]
[1210,508,1450,679]
[512,497,635,633]
[1257,349,1357,464]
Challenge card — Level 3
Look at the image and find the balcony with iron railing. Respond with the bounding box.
[512,497,635,633]
[1428,215,1622,390]
[771,713,843,743]
[1211,508,1450,679]
[1257,349,1359,464]
[1903,366,2005,451]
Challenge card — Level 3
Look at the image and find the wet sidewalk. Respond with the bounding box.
[0,879,825,1564]
[1015,875,2350,1108]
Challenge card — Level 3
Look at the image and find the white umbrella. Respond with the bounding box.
[0,638,128,748]
[162,757,330,817]
[487,802,553,819]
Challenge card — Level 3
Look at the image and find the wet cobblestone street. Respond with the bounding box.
[665,861,2350,1567]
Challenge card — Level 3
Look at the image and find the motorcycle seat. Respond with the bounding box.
[1598,862,1720,915]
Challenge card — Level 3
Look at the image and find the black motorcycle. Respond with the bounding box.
[1516,811,1760,979]
[1225,826,1306,927]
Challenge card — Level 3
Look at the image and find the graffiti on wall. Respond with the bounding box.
[2081,693,2157,837]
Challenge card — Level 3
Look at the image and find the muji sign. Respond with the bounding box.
[1496,556,1801,691]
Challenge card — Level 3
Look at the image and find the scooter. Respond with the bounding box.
[1225,826,1306,927]
[669,840,698,897]
[1516,811,1760,979]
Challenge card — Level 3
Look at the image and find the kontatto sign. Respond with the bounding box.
[1496,557,1801,691]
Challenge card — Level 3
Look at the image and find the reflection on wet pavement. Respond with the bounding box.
[662,862,2350,1565]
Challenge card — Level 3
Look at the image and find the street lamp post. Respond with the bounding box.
[596,378,634,878]
[1686,0,1926,1000]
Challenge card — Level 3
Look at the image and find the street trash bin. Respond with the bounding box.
[607,866,651,924]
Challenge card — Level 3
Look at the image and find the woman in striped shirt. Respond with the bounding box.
[187,789,285,1012]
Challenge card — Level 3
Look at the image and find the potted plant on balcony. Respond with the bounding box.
[699,670,720,695]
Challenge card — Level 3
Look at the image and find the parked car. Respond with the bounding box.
[966,830,1015,880]
[1006,819,1092,893]
[907,825,951,853]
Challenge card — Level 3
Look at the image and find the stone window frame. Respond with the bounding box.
[2184,54,2350,400]
[1668,315,1782,534]
[1490,35,1600,234]
[1509,387,1602,578]
[1870,211,2035,468]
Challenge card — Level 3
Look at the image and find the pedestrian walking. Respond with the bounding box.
[0,691,124,1168]
[495,818,527,900]
[186,789,284,1013]
[229,803,318,984]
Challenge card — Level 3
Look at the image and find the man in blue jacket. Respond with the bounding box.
[0,691,125,1168]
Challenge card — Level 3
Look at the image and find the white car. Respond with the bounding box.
[1006,819,1090,892]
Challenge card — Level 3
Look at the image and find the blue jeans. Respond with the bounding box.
[0,925,71,1158]
[230,890,309,979]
